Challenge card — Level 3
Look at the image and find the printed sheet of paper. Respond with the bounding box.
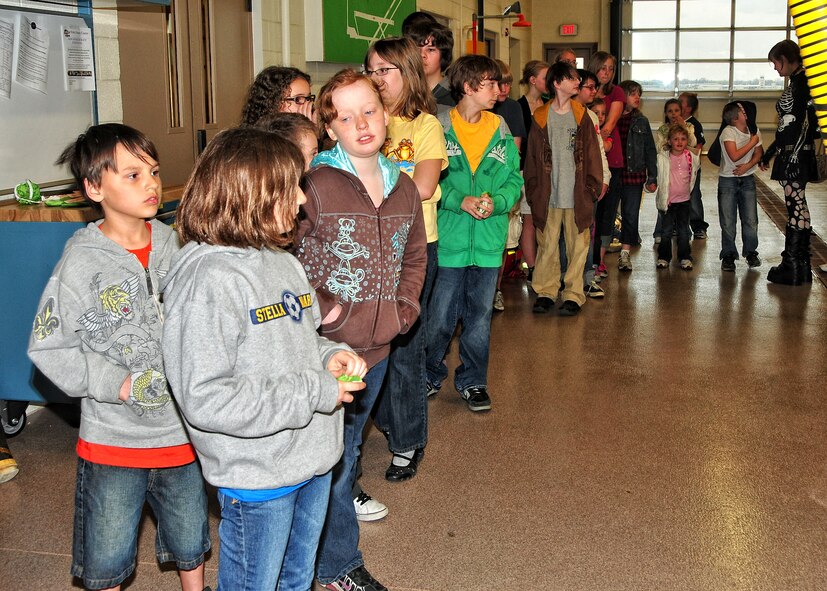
[15,15,48,94]
[61,25,94,91]
[0,18,12,99]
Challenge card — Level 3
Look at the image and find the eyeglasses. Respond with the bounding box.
[283,94,315,105]
[580,84,597,91]
[364,67,399,77]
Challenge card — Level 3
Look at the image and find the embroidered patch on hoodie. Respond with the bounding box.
[250,291,313,325]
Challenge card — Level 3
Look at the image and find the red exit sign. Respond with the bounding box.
[560,24,578,36]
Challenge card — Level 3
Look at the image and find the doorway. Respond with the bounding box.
[543,42,598,70]
[118,0,253,187]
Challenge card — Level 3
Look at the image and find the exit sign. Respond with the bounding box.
[560,24,578,36]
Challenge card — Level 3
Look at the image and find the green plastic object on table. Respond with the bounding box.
[14,179,41,205]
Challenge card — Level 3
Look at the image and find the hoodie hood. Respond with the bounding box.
[161,241,247,296]
[311,142,400,199]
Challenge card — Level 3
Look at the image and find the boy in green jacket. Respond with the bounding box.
[426,55,522,412]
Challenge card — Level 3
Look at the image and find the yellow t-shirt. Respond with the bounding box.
[449,109,500,174]
[383,113,448,243]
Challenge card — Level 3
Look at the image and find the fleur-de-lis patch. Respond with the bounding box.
[33,297,60,341]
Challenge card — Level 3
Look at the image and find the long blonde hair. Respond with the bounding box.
[364,37,436,120]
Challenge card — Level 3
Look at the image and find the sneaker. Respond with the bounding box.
[323,565,389,591]
[493,290,504,311]
[694,230,707,240]
[746,254,761,268]
[596,263,609,280]
[426,381,440,398]
[353,492,388,522]
[558,300,581,316]
[618,250,632,271]
[532,296,554,314]
[721,256,736,272]
[585,281,604,298]
[656,259,669,269]
[653,235,662,245]
[460,385,492,411]
[607,237,622,253]
[680,259,693,270]
[0,447,19,484]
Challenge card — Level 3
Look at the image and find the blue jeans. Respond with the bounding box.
[717,175,758,259]
[373,242,437,453]
[426,266,498,392]
[217,472,331,591]
[657,201,692,262]
[597,167,623,246]
[316,358,388,584]
[620,183,644,246]
[72,459,209,590]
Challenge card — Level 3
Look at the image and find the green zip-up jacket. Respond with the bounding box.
[436,109,523,268]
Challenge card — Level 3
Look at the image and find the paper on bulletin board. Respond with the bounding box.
[0,18,12,99]
[61,25,94,91]
[15,15,48,94]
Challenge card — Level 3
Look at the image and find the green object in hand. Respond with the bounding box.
[337,374,363,382]
[15,179,41,205]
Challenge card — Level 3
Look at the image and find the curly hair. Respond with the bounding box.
[241,66,311,127]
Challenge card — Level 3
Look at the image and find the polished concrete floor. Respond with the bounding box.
[1,165,826,591]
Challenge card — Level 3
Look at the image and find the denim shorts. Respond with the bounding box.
[71,458,210,589]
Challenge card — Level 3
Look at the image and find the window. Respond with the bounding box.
[625,0,792,93]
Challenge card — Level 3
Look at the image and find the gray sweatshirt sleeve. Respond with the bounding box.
[166,301,342,437]
[28,278,127,403]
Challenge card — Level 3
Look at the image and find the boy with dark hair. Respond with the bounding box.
[679,91,709,238]
[28,123,210,591]
[405,21,455,107]
[717,101,764,271]
[427,54,522,411]
[525,62,604,316]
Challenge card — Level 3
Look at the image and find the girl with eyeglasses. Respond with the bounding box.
[241,66,316,126]
[363,37,447,485]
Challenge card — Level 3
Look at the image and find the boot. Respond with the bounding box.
[767,226,806,285]
[798,227,812,283]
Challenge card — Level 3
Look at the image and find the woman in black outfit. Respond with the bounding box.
[761,40,818,285]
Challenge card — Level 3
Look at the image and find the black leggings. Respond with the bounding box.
[779,180,811,230]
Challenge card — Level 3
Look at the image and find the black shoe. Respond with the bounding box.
[385,448,424,482]
[323,565,388,591]
[721,256,736,272]
[558,300,581,316]
[532,296,554,314]
[746,253,761,268]
[460,386,492,411]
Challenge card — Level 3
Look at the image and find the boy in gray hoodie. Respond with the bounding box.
[162,128,367,591]
[28,124,210,591]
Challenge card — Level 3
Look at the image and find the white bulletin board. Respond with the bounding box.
[0,6,95,195]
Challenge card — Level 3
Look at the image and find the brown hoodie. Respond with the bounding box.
[523,100,604,233]
[295,165,427,368]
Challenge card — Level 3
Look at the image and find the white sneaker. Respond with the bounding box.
[493,290,504,311]
[656,259,668,269]
[680,259,693,270]
[618,250,632,271]
[354,492,388,522]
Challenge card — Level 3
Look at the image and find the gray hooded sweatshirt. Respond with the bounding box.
[28,219,191,448]
[161,242,348,489]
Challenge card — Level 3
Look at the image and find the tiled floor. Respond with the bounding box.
[1,161,825,591]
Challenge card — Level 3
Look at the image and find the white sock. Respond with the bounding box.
[391,449,416,467]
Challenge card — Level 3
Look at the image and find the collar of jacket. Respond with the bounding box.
[311,141,400,198]
[533,99,586,128]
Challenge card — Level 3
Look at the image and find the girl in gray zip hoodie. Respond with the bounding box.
[162,128,367,591]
